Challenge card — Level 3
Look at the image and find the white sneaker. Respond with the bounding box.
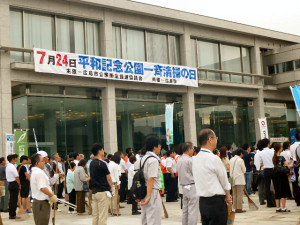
[71,211,77,214]
[56,209,62,212]
[68,211,71,214]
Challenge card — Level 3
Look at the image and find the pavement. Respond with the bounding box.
[2,195,300,225]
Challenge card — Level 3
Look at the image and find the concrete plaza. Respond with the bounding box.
[2,195,300,225]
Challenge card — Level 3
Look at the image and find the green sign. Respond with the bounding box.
[14,130,28,160]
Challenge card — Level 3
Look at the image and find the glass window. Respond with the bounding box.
[116,100,184,152]
[24,12,55,50]
[268,65,275,75]
[242,47,251,73]
[112,26,122,59]
[147,32,168,64]
[86,22,100,56]
[191,39,197,68]
[13,96,103,158]
[221,44,242,82]
[73,20,85,54]
[296,60,300,69]
[197,40,220,80]
[30,84,63,95]
[195,96,255,147]
[122,27,145,61]
[276,61,294,73]
[10,9,23,62]
[169,35,181,65]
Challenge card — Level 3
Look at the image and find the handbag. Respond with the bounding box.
[83,181,89,192]
[274,157,290,174]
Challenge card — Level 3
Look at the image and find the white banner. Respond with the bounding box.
[34,48,198,87]
[258,118,269,139]
[5,134,14,160]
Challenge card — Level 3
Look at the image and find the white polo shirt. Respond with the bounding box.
[166,157,176,173]
[31,167,52,201]
[120,158,127,173]
[6,163,19,182]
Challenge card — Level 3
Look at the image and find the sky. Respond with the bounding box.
[132,0,300,36]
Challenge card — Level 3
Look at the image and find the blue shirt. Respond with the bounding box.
[243,152,253,172]
[259,148,275,169]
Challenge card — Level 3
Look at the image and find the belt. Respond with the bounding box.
[33,199,49,202]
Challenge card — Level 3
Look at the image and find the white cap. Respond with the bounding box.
[37,150,48,158]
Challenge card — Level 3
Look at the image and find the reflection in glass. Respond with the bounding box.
[116,100,184,152]
[13,96,103,158]
[195,97,255,148]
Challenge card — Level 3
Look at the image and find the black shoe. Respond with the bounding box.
[276,209,282,213]
[9,216,16,219]
[260,202,266,205]
[119,205,125,209]
[281,209,291,212]
[132,211,141,215]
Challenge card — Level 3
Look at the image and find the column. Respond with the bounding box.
[0,3,12,156]
[183,90,197,145]
[181,24,197,144]
[100,9,114,58]
[121,111,133,151]
[251,46,265,142]
[102,82,118,154]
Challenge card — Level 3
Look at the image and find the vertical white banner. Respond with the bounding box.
[258,118,269,139]
[5,134,14,160]
[165,103,174,145]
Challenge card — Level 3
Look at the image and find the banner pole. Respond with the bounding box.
[33,128,39,152]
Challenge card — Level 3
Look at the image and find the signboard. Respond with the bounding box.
[165,103,174,145]
[270,137,289,143]
[258,118,269,139]
[5,134,14,159]
[14,130,28,159]
[34,48,198,87]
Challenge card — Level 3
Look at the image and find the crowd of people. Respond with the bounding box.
[0,128,300,225]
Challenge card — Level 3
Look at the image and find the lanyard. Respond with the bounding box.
[200,149,211,153]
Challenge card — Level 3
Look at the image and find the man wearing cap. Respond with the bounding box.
[31,153,58,225]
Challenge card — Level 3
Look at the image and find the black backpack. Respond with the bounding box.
[130,156,155,201]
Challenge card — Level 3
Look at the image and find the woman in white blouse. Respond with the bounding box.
[229,149,246,213]
[66,162,76,214]
[108,154,121,215]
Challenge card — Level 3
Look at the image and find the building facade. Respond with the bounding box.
[1,0,300,158]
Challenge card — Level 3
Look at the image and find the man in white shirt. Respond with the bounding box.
[193,128,232,225]
[31,153,58,225]
[166,150,177,202]
[119,151,128,203]
[6,154,21,220]
[259,138,275,207]
[254,140,266,205]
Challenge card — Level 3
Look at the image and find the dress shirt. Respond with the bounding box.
[254,150,262,171]
[31,167,52,200]
[229,156,246,186]
[108,161,121,185]
[66,169,75,194]
[6,163,19,182]
[177,154,194,186]
[280,150,292,163]
[120,159,127,173]
[192,148,231,197]
[259,148,275,169]
[166,157,176,173]
[126,161,132,171]
[0,164,6,181]
[290,142,300,161]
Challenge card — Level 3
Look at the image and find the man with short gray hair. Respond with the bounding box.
[193,129,232,225]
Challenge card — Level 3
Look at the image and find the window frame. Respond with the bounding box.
[10,8,101,56]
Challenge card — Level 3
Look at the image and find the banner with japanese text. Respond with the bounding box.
[14,130,28,161]
[258,118,269,139]
[34,48,198,87]
[165,103,174,145]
